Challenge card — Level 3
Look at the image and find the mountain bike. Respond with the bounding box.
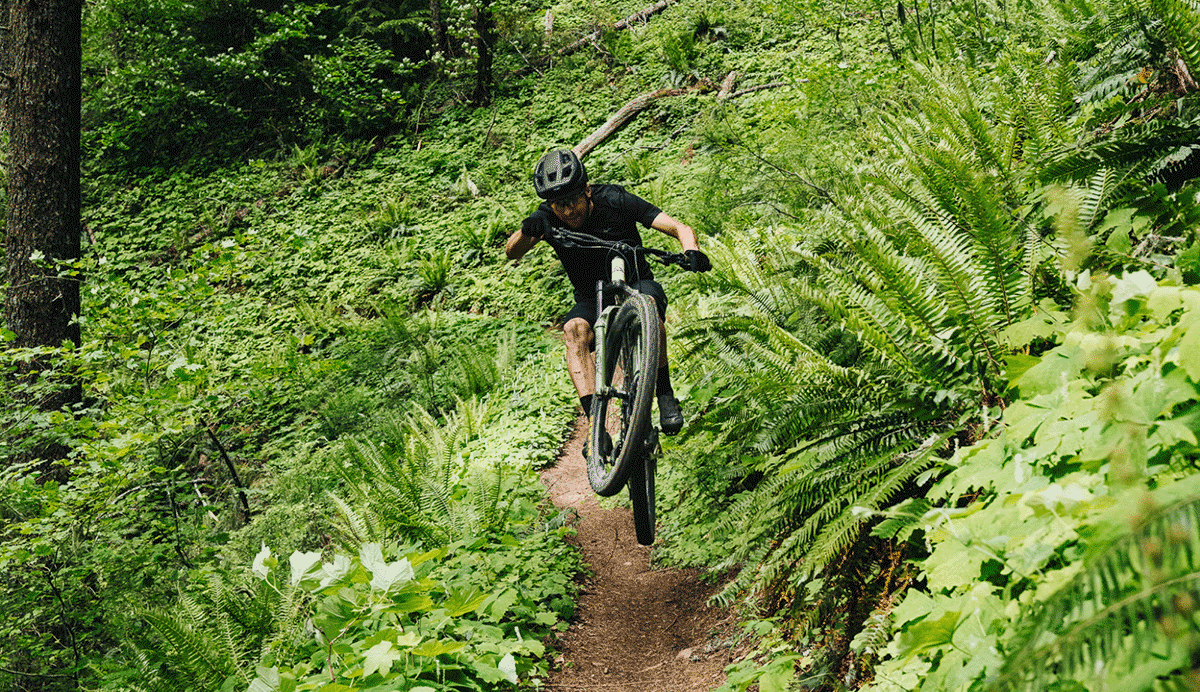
[572,235,696,546]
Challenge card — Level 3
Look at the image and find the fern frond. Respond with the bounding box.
[139,604,236,686]
[1140,0,1200,77]
[992,489,1200,692]
[327,490,381,545]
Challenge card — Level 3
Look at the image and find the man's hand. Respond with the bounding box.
[685,249,711,272]
[521,210,553,239]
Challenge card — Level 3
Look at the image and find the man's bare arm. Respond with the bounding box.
[650,212,700,252]
[506,229,538,259]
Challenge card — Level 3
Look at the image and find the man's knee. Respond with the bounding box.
[563,317,593,346]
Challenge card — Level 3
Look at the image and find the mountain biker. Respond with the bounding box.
[504,148,711,438]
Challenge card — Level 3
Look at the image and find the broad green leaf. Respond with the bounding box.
[319,554,354,589]
[383,593,435,614]
[484,588,519,621]
[1003,353,1042,386]
[1110,270,1158,309]
[923,538,987,591]
[412,639,466,657]
[361,640,404,678]
[359,543,386,576]
[891,588,937,630]
[248,666,280,692]
[360,543,414,593]
[289,551,323,585]
[1179,320,1200,383]
[758,655,801,692]
[443,587,488,617]
[897,610,959,661]
[498,652,519,684]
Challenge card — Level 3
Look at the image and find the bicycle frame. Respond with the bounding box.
[592,254,640,403]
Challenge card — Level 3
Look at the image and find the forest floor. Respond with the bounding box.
[538,415,738,691]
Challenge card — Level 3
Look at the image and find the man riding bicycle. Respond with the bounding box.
[504,148,711,438]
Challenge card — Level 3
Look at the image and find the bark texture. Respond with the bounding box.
[3,0,85,477]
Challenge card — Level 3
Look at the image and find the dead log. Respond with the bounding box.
[573,87,687,159]
[572,78,794,158]
[515,0,675,76]
[557,0,673,57]
[717,71,739,100]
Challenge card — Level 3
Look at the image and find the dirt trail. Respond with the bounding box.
[539,416,734,691]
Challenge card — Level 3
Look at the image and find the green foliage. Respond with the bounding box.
[7,0,1200,688]
[866,273,1200,692]
[83,0,430,169]
[120,538,577,692]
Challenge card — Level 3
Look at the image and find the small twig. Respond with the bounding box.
[207,425,252,520]
[0,666,75,679]
[114,478,209,503]
[728,81,793,99]
[40,565,82,684]
[507,37,542,76]
[164,483,195,568]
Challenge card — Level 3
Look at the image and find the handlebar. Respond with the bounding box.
[549,227,695,272]
[642,246,691,270]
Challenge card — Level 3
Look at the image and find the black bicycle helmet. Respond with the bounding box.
[533,149,587,200]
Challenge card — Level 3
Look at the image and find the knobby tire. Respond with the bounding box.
[587,294,660,497]
[628,429,658,545]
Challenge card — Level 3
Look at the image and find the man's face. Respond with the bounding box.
[549,189,590,230]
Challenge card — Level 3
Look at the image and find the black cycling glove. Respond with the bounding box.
[685,249,712,272]
[521,210,553,239]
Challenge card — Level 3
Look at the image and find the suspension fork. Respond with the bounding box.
[593,256,628,399]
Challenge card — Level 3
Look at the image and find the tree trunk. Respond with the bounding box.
[3,0,85,480]
[429,0,448,58]
[471,0,497,106]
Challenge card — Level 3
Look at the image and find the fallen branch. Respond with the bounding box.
[729,81,790,99]
[515,0,675,76]
[207,425,252,521]
[573,88,687,159]
[574,78,791,158]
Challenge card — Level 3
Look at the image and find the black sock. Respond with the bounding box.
[656,367,673,398]
[580,394,593,417]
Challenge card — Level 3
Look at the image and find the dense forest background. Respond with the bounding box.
[2,0,1200,690]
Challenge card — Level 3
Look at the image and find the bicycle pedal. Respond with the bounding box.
[643,428,660,455]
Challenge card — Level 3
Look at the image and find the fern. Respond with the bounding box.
[1138,0,1200,79]
[990,489,1200,692]
[331,398,515,547]
[121,563,313,691]
[681,61,1050,636]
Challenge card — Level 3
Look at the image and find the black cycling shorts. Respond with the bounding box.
[562,279,668,327]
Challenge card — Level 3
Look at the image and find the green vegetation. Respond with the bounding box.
[2,0,1199,690]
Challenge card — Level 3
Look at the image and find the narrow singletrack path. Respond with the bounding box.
[539,416,734,692]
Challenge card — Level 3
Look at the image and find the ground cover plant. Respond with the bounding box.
[3,0,1200,690]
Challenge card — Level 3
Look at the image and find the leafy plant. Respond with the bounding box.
[867,273,1200,692]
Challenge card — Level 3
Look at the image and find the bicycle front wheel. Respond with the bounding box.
[588,294,660,496]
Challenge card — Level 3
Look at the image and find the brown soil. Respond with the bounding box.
[539,416,736,692]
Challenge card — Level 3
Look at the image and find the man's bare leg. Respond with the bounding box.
[563,317,596,400]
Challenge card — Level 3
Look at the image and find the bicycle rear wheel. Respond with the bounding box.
[628,429,658,545]
[588,294,660,497]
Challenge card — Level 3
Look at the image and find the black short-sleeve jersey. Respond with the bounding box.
[539,184,662,300]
